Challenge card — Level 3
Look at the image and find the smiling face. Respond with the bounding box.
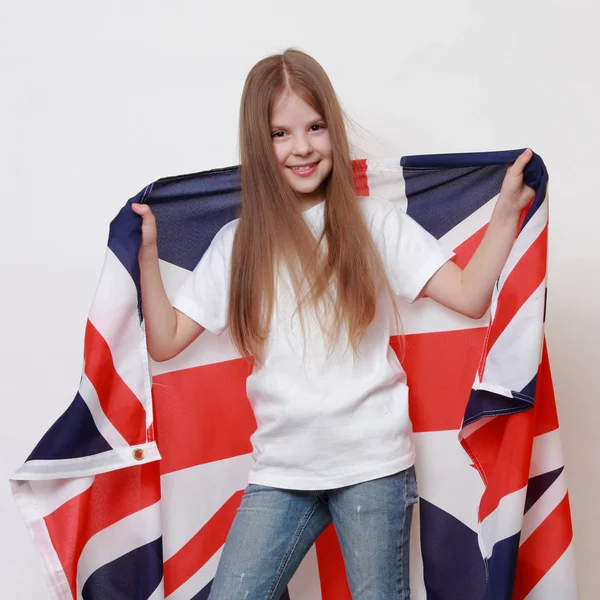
[270,91,333,209]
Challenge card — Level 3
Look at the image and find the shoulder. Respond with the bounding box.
[218,217,240,237]
[357,196,407,231]
[212,218,240,251]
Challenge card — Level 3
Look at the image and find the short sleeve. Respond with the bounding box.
[171,223,235,336]
[378,205,454,303]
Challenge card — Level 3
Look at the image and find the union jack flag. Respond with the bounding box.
[11,150,577,599]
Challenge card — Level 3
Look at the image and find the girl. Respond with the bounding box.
[132,49,534,600]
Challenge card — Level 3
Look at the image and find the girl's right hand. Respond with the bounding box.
[131,203,157,249]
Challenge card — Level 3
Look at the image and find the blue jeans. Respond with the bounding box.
[208,467,418,600]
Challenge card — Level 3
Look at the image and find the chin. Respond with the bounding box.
[289,180,323,195]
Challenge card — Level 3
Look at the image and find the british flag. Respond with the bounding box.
[11,150,577,599]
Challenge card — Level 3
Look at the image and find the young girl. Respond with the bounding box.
[132,49,534,600]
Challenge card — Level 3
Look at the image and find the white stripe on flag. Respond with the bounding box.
[88,248,150,411]
[477,280,546,395]
[529,430,565,478]
[160,453,253,560]
[479,486,527,559]
[76,500,162,599]
[366,159,408,211]
[159,257,194,300]
[79,372,129,449]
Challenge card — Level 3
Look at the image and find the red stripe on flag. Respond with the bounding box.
[83,320,146,445]
[315,524,352,600]
[153,359,256,475]
[486,226,547,353]
[533,342,560,436]
[352,159,369,197]
[512,493,573,600]
[451,224,488,270]
[462,411,534,521]
[163,490,243,596]
[393,327,487,432]
[44,462,161,598]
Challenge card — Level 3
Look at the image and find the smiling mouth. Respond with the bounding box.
[288,162,319,176]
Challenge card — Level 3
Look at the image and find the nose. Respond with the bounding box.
[292,133,313,156]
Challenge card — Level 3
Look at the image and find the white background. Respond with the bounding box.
[1,1,597,598]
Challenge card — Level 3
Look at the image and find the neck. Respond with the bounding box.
[297,189,325,213]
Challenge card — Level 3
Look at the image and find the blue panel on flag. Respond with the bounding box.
[518,374,537,402]
[148,168,242,272]
[403,164,506,239]
[419,498,486,599]
[81,537,163,600]
[108,186,151,293]
[401,149,525,168]
[483,533,520,600]
[191,580,212,600]
[463,388,532,426]
[27,393,112,461]
[525,467,563,513]
[401,148,548,235]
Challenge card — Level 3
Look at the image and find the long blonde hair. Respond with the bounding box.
[229,49,400,362]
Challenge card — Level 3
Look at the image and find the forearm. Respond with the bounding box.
[138,246,180,361]
[460,201,521,316]
[424,149,534,319]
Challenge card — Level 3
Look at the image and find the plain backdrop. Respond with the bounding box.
[1,1,598,598]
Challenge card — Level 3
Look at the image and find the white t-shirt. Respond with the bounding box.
[172,197,454,490]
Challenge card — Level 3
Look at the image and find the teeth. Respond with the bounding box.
[291,164,315,171]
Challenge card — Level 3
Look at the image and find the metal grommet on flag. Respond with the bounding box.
[133,448,145,461]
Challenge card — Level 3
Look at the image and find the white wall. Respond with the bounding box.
[1,0,597,598]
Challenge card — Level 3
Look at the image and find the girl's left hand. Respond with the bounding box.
[498,148,536,213]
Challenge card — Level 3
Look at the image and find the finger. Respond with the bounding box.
[523,184,536,201]
[131,203,153,218]
[514,148,533,172]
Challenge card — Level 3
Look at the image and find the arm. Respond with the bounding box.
[423,149,536,319]
[132,203,205,362]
